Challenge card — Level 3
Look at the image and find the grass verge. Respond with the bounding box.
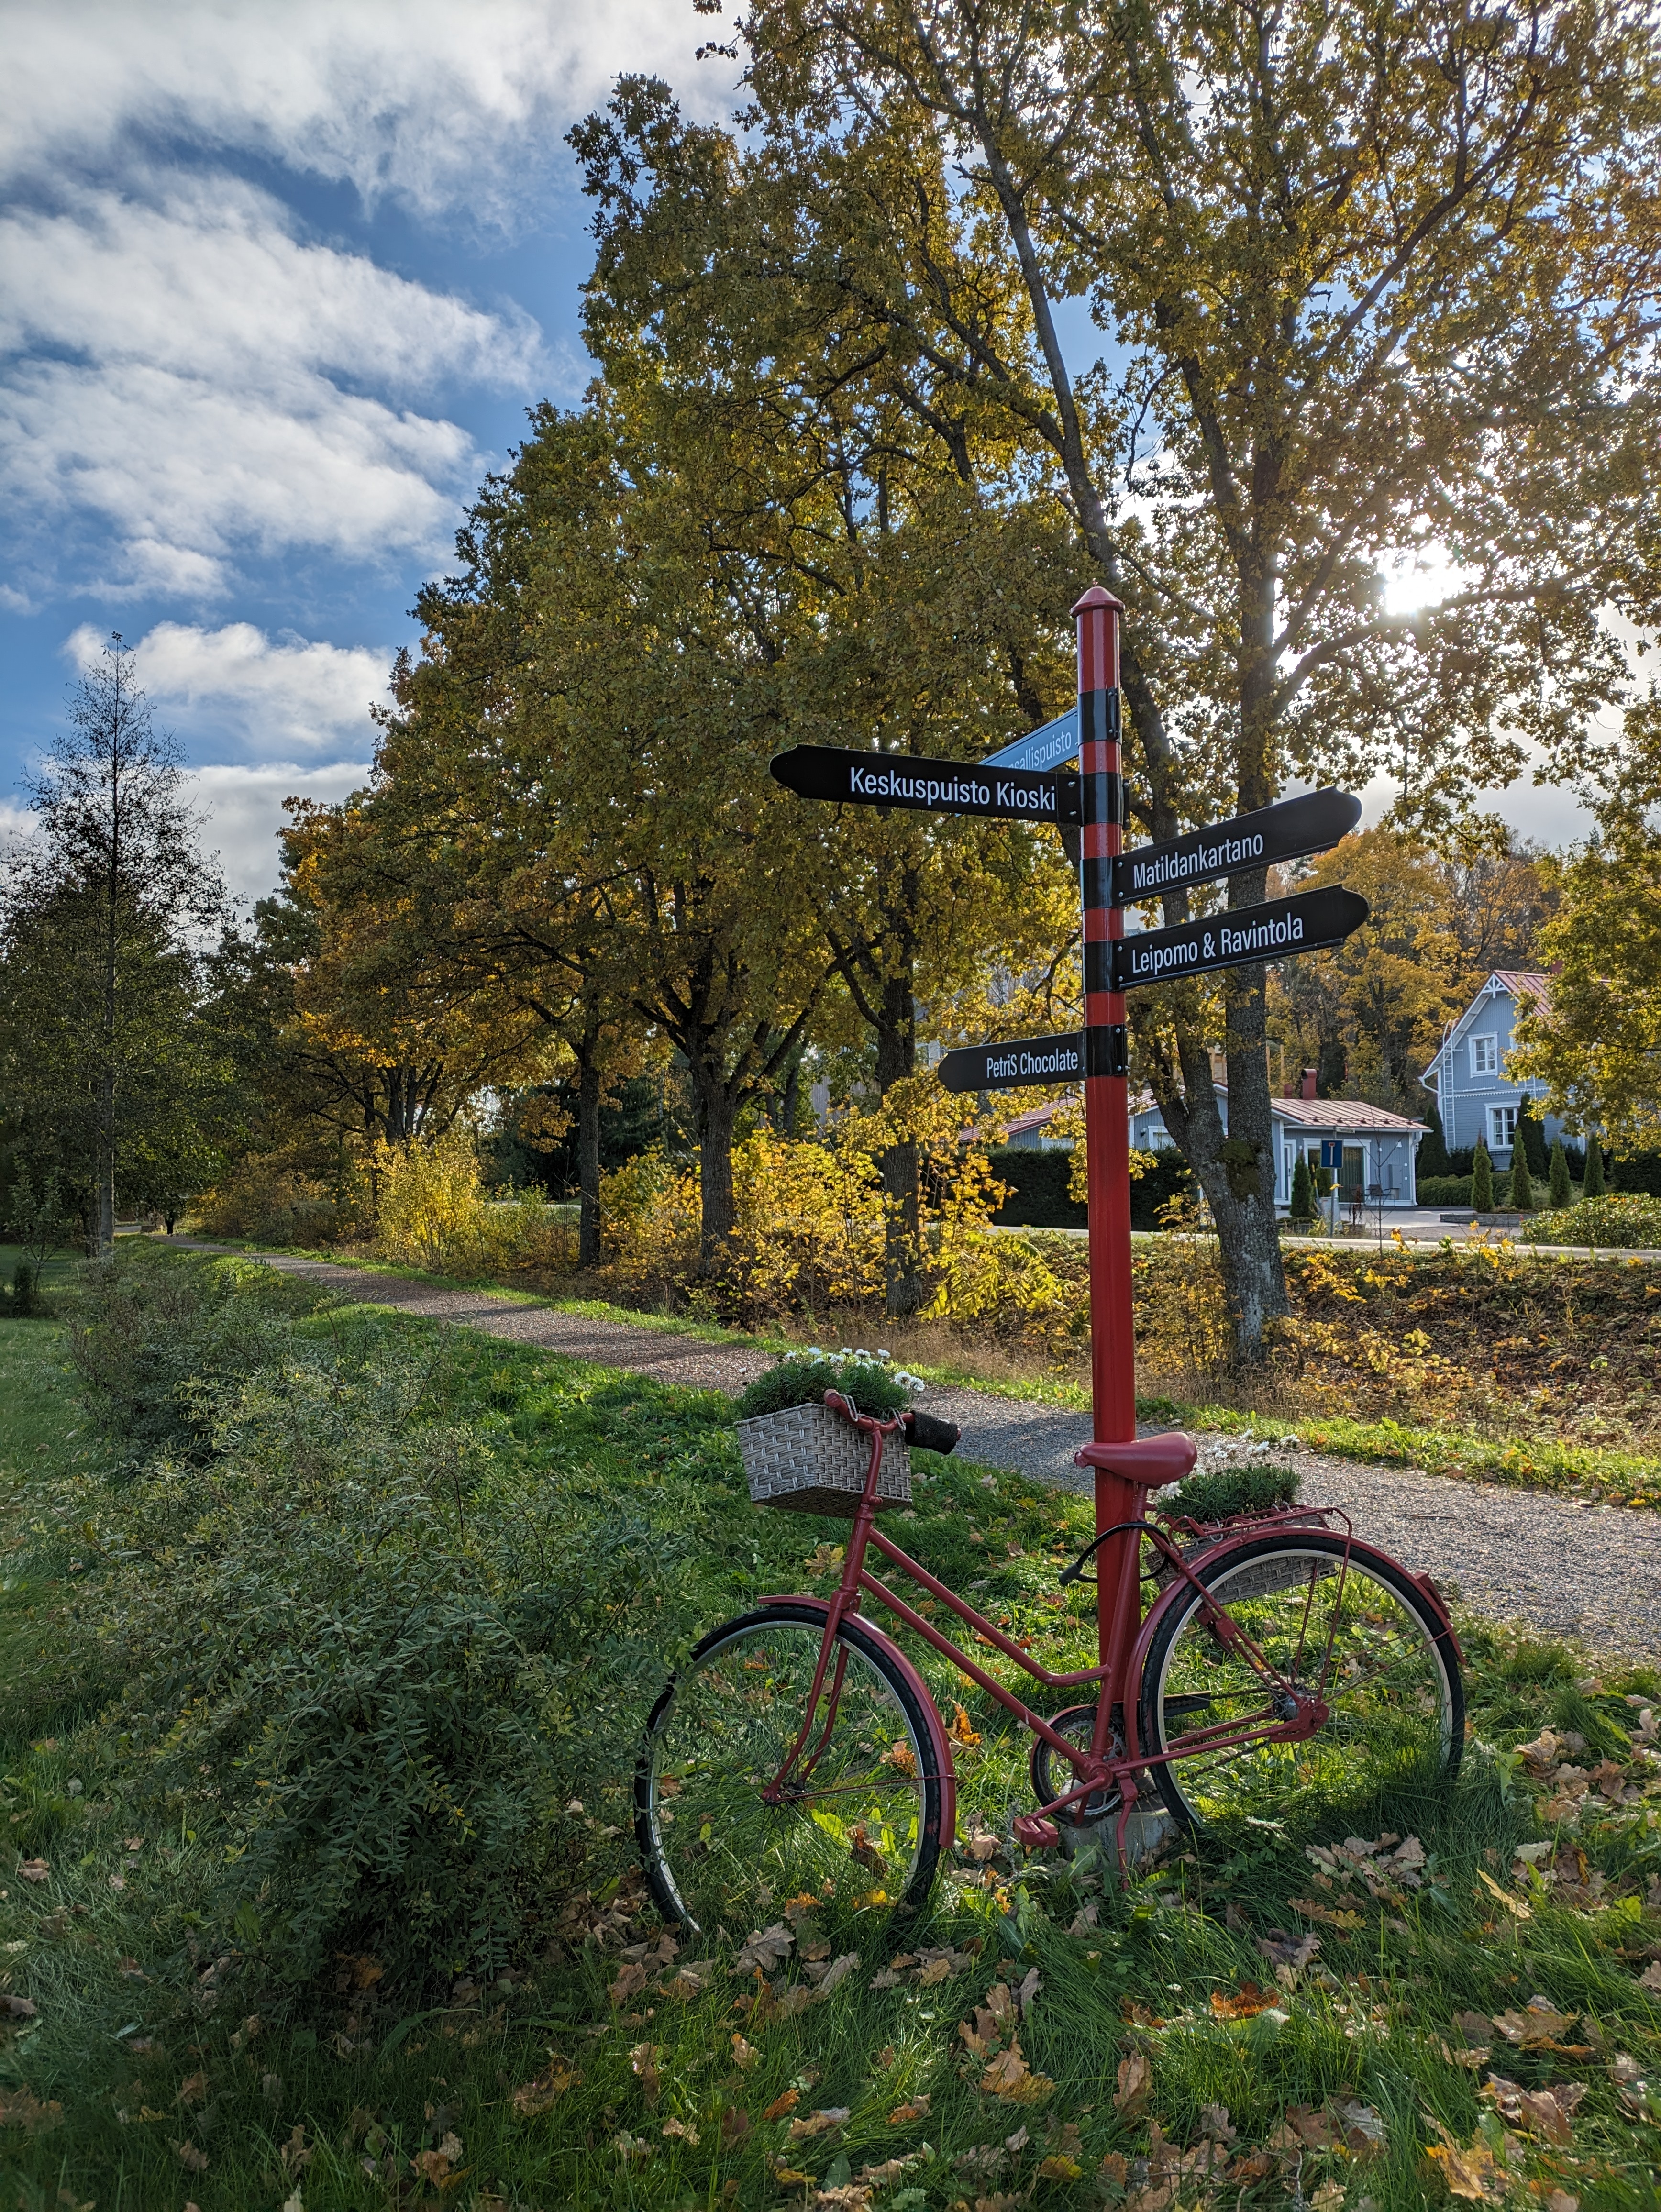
[3,1247,1661,2206]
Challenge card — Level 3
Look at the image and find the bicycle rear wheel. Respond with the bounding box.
[636,1603,946,1940]
[1138,1533,1462,1833]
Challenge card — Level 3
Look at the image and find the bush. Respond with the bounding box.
[47,1250,671,1987]
[1531,1194,1661,1249]
[1608,1149,1661,1195]
[0,1261,48,1317]
[1417,1174,1474,1207]
[375,1132,577,1276]
[736,1348,921,1421]
[987,1147,1085,1228]
[1549,1137,1572,1209]
[198,1156,351,1247]
[1472,1137,1495,1211]
[1509,1140,1536,1212]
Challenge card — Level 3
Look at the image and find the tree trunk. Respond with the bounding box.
[95,1068,115,1256]
[875,967,925,1316]
[691,1073,739,1266]
[576,1051,603,1267]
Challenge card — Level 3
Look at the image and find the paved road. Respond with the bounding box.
[218,1249,1661,1660]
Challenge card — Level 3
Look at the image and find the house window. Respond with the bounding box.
[1489,1104,1517,1151]
[1470,1033,1498,1076]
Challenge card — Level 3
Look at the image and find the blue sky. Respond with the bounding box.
[0,1,1586,906]
[0,0,737,902]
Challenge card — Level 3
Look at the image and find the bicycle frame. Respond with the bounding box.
[763,1396,1387,1866]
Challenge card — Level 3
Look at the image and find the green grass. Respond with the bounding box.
[4,1251,1661,2206]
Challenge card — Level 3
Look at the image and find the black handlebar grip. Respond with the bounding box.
[903,1408,961,1456]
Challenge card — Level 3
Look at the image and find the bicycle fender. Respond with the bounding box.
[758,1593,957,1848]
[1121,1530,1462,1761]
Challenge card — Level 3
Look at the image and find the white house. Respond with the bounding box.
[1418,971,1564,1163]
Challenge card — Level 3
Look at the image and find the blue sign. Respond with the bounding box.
[1320,1140,1343,1170]
[980,705,1079,774]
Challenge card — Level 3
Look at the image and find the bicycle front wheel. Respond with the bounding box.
[1138,1534,1462,1833]
[636,1603,946,1941]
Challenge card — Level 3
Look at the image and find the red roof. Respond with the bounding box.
[1491,971,1551,1007]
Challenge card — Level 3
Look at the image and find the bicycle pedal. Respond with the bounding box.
[1012,1814,1061,1851]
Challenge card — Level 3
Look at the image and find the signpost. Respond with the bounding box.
[770,590,1369,1691]
[938,1032,1083,1095]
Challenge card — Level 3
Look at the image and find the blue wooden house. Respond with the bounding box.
[1418,971,1564,1163]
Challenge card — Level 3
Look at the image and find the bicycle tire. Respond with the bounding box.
[636,1603,947,1940]
[1138,1532,1463,1834]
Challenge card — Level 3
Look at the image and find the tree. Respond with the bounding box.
[1472,1137,1495,1214]
[1509,1134,1534,1213]
[1417,1101,1451,1181]
[0,637,225,1251]
[587,0,1661,1353]
[1549,1137,1572,1210]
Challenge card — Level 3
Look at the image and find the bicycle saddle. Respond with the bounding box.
[1073,1432,1197,1483]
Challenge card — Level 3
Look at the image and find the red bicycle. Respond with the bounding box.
[636,1394,1462,1937]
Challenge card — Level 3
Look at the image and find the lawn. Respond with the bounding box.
[3,1249,1661,2208]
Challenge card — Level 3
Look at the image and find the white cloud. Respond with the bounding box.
[0,0,726,221]
[189,759,371,906]
[0,177,539,596]
[65,620,390,757]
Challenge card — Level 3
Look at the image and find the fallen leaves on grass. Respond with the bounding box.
[1306,1831,1426,1899]
[1208,1982,1277,2021]
[1254,1928,1320,1971]
[1269,2101,1383,2155]
[1114,2051,1151,2116]
[1480,2075,1586,2143]
[763,2090,800,2123]
[661,2117,699,2146]
[980,2041,1054,2102]
[887,2095,930,2124]
[608,1961,650,2007]
[0,1995,38,2020]
[731,2033,758,2069]
[721,2106,751,2146]
[172,2141,209,2174]
[1423,2114,1512,2201]
[1288,1896,1364,1931]
[1475,1868,1532,1920]
[735,1922,796,1975]
[16,1860,48,1883]
[1491,1995,1579,2049]
[0,2087,62,2132]
[786,2106,850,2140]
[630,2043,660,2104]
[511,2054,580,2115]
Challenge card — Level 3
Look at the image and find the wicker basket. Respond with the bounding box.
[737,1400,911,1516]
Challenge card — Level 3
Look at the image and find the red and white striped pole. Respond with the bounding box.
[1074,587,1140,1682]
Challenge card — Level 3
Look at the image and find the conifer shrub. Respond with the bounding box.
[1549,1137,1572,1209]
[1471,1137,1495,1211]
[1509,1139,1535,1212]
[1288,1152,1315,1222]
[1584,1139,1606,1198]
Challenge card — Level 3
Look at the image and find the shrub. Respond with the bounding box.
[736,1348,921,1421]
[1288,1152,1315,1222]
[374,1132,576,1276]
[1549,1137,1572,1209]
[1472,1137,1495,1211]
[1509,1140,1535,1212]
[1531,1194,1661,1249]
[987,1147,1085,1228]
[1584,1140,1607,1198]
[198,1156,351,1247]
[1417,1174,1474,1207]
[48,1252,670,1987]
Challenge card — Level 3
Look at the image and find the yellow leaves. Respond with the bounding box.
[763,2090,800,2124]
[730,2033,757,2070]
[949,1701,983,1748]
[1475,1868,1531,1920]
[804,1544,844,1576]
[1424,2115,1510,2201]
[887,2095,930,2124]
[511,2054,580,2116]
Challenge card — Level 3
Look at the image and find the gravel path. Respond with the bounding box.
[221,1249,1661,1660]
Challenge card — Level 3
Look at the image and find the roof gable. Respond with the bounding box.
[1426,970,1551,1072]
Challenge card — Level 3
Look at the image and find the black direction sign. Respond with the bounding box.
[1113,788,1360,906]
[937,1031,1084,1095]
[770,745,1080,825]
[1113,885,1368,992]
